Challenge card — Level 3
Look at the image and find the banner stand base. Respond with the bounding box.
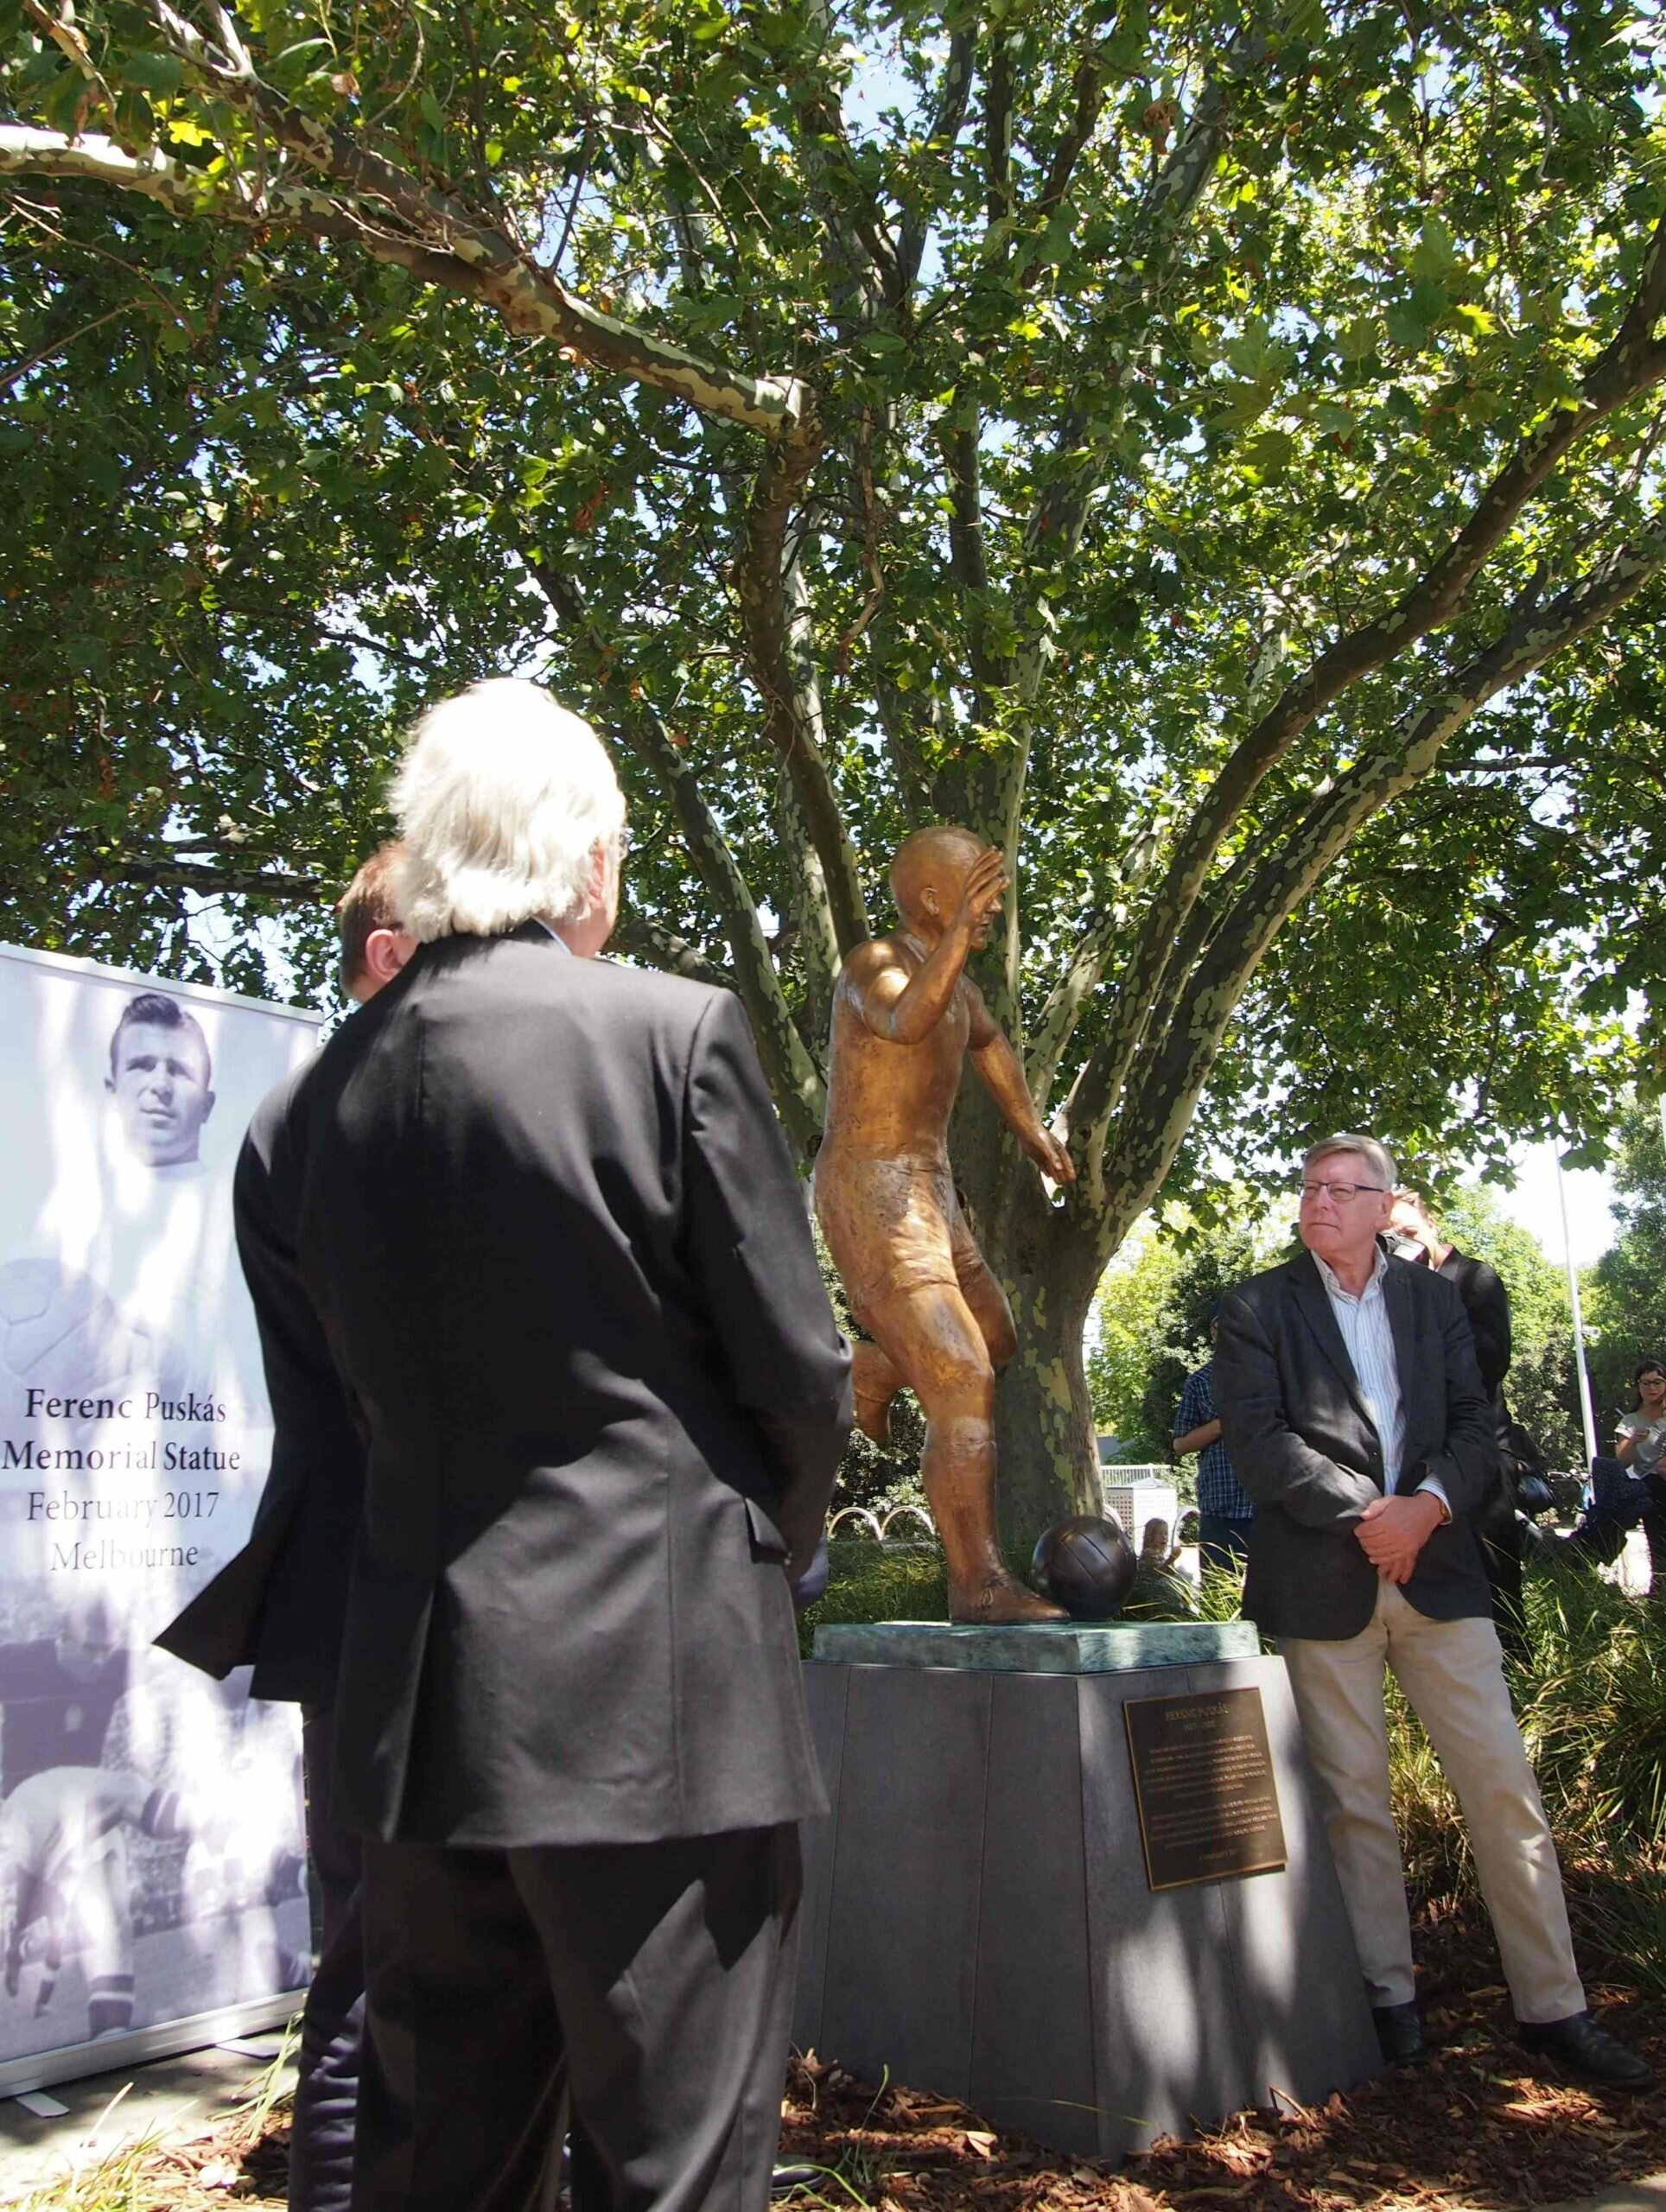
[0,1988,306,2103]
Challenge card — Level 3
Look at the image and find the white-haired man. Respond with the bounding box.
[260,681,852,2212]
[1216,1135,1648,2089]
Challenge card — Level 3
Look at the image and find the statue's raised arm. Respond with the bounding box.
[814,826,1072,1625]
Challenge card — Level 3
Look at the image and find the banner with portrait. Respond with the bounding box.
[0,943,320,2085]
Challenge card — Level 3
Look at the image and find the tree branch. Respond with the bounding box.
[611,910,729,989]
[898,28,976,293]
[786,17,901,305]
[938,414,990,594]
[2,297,139,392]
[1024,63,1238,562]
[20,0,116,118]
[866,605,939,819]
[109,853,324,900]
[935,406,1008,714]
[1026,902,1123,1100]
[1082,202,1666,1162]
[1095,523,1666,1227]
[520,547,828,1154]
[780,548,845,1014]
[0,105,809,438]
[734,428,868,954]
[982,35,1014,232]
[1029,25,1123,236]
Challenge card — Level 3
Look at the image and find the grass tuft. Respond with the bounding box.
[9,2025,298,2211]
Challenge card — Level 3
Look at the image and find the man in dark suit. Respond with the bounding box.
[1387,1190,1529,1661]
[157,842,416,2212]
[1216,1133,1647,2089]
[275,678,851,2212]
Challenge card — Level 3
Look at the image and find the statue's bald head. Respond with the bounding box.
[890,825,988,925]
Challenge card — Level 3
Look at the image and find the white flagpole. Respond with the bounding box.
[1555,1147,1600,1467]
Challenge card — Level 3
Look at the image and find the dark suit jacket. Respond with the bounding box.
[1215,1249,1496,1640]
[1436,1248,1511,1410]
[156,1059,368,1707]
[277,925,851,1848]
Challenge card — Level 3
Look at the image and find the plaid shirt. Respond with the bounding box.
[1173,1362,1255,1522]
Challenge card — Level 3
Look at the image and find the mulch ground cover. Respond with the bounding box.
[779,1904,1666,2212]
[41,1904,1666,2209]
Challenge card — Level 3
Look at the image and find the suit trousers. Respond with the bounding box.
[351,1823,802,2212]
[294,1707,365,2212]
[1279,1580,1583,2023]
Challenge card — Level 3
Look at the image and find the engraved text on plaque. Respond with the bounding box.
[1123,1685,1288,1891]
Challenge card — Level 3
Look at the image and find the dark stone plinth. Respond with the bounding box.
[812,1619,1260,1672]
[795,1645,1379,2163]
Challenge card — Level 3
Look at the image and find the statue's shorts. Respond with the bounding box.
[813,1154,989,1325]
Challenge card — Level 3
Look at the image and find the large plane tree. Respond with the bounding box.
[4,0,1666,1529]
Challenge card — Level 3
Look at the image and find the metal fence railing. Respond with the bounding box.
[826,1503,938,1545]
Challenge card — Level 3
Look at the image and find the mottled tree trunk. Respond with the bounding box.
[952,1082,1108,1546]
[990,1236,1104,1544]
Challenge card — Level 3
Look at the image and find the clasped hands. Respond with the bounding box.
[1354,1491,1445,1585]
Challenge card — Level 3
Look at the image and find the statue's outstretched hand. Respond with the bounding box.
[1023,1124,1076,1185]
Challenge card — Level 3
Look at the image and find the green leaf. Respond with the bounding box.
[1243,427,1294,479]
[1338,314,1383,362]
[1409,216,1459,284]
[119,49,185,93]
[1386,297,1433,350]
[1209,379,1274,432]
[112,87,156,147]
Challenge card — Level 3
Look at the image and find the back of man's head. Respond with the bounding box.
[337,842,410,1001]
[391,680,625,943]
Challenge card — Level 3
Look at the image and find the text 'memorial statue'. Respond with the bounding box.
[815,826,1076,1624]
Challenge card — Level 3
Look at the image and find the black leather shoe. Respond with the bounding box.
[1518,2012,1653,2089]
[1371,2002,1430,2064]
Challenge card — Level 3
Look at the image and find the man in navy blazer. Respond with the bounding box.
[1217,1134,1646,2089]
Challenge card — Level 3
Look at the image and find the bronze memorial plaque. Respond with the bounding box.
[1123,1686,1288,1891]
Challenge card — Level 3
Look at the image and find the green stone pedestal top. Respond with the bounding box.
[810,1618,1260,1673]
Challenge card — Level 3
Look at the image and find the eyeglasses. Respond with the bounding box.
[1298,1180,1387,1205]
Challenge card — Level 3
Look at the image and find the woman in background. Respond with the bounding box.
[1616,1357,1666,1482]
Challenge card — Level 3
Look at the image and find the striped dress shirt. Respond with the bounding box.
[1314,1246,1448,1510]
[1314,1245,1405,1487]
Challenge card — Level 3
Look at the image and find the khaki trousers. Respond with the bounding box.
[1279,1580,1583,2023]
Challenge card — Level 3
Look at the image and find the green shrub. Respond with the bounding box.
[797,1540,950,1655]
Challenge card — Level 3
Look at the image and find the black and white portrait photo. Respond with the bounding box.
[104,993,218,1175]
[0,947,318,2066]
